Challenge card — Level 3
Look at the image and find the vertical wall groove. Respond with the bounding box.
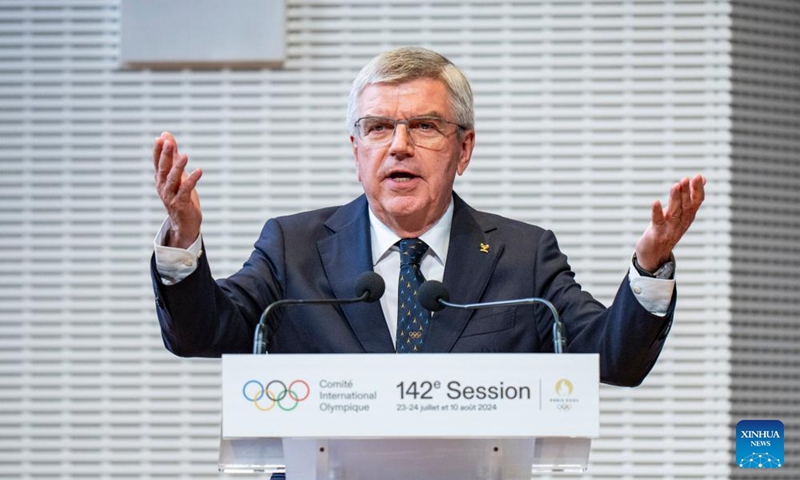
[729,0,800,477]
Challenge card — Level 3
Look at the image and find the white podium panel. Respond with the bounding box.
[219,437,593,478]
[219,353,599,478]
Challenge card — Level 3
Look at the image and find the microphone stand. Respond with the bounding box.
[419,281,567,354]
[252,293,370,354]
[436,297,566,354]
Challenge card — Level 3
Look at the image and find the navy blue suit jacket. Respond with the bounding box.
[151,193,674,386]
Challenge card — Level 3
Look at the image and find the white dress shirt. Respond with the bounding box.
[368,200,453,346]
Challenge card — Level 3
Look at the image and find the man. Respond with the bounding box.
[151,47,705,387]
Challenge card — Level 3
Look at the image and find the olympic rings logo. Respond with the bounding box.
[242,379,311,412]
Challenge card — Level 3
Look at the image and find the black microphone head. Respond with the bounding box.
[354,271,385,303]
[418,280,449,312]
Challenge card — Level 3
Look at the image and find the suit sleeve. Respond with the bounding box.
[150,219,287,357]
[534,230,675,387]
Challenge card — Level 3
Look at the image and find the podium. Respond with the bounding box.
[219,354,599,479]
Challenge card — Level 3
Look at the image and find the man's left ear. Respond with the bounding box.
[350,135,362,182]
[456,130,475,176]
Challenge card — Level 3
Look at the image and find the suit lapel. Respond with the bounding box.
[318,196,395,353]
[423,194,503,352]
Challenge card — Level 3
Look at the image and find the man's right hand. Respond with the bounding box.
[154,132,203,249]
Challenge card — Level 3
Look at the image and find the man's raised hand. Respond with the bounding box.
[635,174,706,272]
[154,132,203,249]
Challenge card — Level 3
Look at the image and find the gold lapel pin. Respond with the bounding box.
[480,242,490,254]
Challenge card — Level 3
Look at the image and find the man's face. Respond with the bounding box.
[351,78,475,234]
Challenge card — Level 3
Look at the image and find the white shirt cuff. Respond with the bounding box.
[153,218,203,285]
[627,259,675,317]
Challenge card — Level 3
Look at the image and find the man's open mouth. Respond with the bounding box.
[388,171,418,183]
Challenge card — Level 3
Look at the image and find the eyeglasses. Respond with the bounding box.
[354,116,467,150]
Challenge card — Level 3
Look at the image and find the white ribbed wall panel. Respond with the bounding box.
[0,1,733,478]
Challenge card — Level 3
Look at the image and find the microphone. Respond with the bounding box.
[252,271,385,354]
[418,280,567,354]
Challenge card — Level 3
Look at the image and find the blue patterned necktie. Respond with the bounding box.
[396,238,430,353]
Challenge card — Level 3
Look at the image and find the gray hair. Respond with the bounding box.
[347,47,474,135]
